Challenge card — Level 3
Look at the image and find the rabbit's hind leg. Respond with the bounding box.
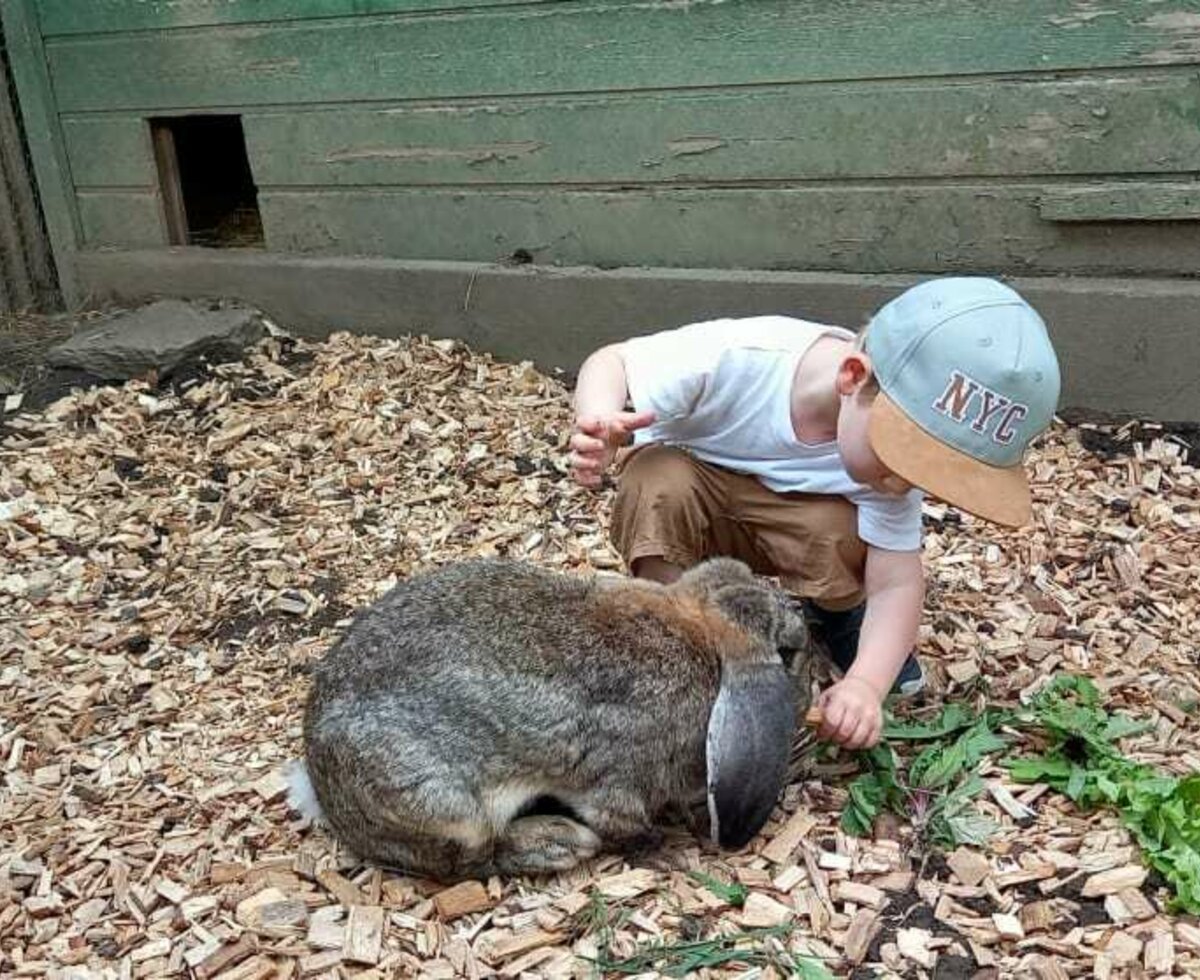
[493,814,601,875]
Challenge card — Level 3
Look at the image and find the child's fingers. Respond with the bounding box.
[817,699,845,742]
[569,451,610,481]
[618,409,656,431]
[844,717,874,750]
[569,452,603,472]
[569,464,603,488]
[574,416,606,436]
[834,710,861,746]
[569,431,606,454]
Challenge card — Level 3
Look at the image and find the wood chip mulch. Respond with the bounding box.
[1,328,1197,979]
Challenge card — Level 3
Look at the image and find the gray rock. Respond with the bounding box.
[45,299,268,380]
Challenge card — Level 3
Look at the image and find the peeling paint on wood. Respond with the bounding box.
[60,70,1200,192]
[1039,183,1200,221]
[36,0,556,36]
[323,141,546,165]
[41,1,1200,113]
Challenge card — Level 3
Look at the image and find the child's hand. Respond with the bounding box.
[568,411,655,487]
[814,677,883,749]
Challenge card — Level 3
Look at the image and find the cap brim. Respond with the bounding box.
[868,391,1032,527]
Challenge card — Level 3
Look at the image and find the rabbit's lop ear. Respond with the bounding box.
[705,659,795,849]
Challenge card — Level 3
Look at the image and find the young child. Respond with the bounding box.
[568,277,1061,750]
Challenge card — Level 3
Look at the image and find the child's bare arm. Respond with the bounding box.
[816,546,923,748]
[848,546,924,695]
[569,344,655,487]
[573,344,631,420]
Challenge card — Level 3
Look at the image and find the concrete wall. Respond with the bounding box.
[78,250,1200,425]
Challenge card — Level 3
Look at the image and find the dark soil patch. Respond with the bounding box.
[209,575,352,655]
[867,890,969,965]
[932,955,977,979]
[1070,418,1198,460]
[1073,899,1111,927]
[14,366,111,415]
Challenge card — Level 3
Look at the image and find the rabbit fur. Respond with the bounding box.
[289,556,813,880]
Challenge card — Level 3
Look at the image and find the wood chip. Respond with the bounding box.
[316,869,367,906]
[842,909,879,965]
[1103,930,1144,967]
[1081,865,1148,897]
[760,806,817,864]
[832,880,887,910]
[993,912,1025,939]
[298,949,343,976]
[194,936,257,980]
[1115,886,1156,922]
[234,887,289,929]
[1019,900,1057,934]
[1144,931,1175,973]
[343,905,385,965]
[1176,921,1200,950]
[947,847,992,887]
[250,768,289,802]
[896,927,937,968]
[1027,954,1070,980]
[434,880,494,920]
[594,868,657,899]
[988,782,1035,820]
[305,906,344,950]
[479,929,565,964]
[739,892,793,928]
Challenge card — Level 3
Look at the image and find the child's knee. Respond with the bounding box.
[611,446,711,566]
[616,444,698,490]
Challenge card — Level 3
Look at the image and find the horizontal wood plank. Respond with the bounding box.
[1039,183,1200,221]
[65,115,158,188]
[60,71,1200,189]
[44,1,1200,113]
[242,184,1200,277]
[77,190,166,247]
[36,0,549,36]
[239,71,1200,186]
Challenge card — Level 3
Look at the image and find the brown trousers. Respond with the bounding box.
[611,445,867,610]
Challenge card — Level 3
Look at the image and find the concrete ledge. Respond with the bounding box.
[77,248,1200,422]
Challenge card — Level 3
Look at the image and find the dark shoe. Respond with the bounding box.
[893,654,926,697]
[801,600,925,698]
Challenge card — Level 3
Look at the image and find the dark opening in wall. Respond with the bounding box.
[150,115,264,248]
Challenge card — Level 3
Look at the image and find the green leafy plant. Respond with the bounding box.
[577,880,832,977]
[840,676,1200,913]
[1006,674,1200,914]
[842,705,1007,848]
[592,925,834,978]
[687,871,748,908]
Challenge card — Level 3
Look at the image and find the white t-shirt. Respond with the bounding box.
[622,315,924,552]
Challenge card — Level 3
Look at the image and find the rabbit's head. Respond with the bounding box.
[673,559,812,850]
[676,557,811,669]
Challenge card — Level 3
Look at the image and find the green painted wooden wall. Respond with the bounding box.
[15,0,1200,275]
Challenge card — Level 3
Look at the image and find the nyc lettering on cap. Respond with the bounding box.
[863,277,1062,527]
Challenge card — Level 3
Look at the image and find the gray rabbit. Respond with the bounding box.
[287,556,812,880]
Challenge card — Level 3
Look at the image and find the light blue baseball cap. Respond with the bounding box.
[863,277,1061,526]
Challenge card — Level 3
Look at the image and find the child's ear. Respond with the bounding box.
[835,352,875,397]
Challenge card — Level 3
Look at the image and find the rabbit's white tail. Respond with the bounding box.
[284,759,325,821]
